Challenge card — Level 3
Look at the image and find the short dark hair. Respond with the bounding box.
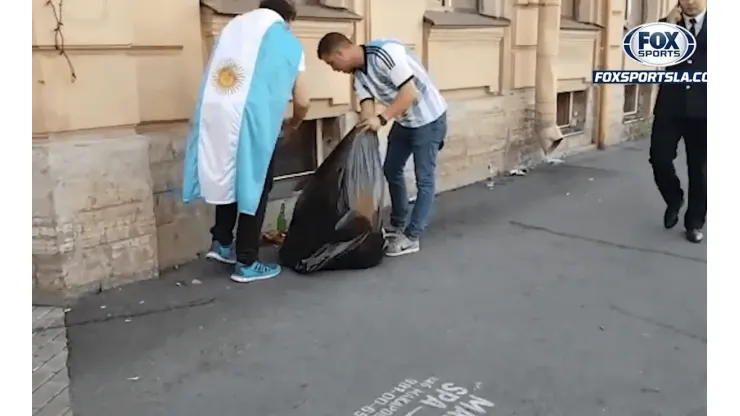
[317,32,352,59]
[259,0,297,22]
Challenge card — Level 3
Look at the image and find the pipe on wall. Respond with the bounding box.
[596,0,612,150]
[534,0,564,155]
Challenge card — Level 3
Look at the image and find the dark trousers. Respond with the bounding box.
[210,160,275,265]
[649,116,707,230]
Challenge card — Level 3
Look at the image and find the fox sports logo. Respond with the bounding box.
[623,22,696,67]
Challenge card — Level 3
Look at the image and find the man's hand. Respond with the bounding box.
[666,5,683,24]
[358,116,383,132]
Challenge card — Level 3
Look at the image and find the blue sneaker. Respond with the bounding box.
[205,241,236,264]
[230,262,282,283]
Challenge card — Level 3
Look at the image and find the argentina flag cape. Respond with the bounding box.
[182,9,303,215]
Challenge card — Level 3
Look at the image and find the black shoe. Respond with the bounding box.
[685,229,704,244]
[663,202,682,229]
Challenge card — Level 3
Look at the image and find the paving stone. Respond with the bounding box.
[32,307,72,415]
[33,371,68,410]
[32,306,51,323]
[33,308,64,331]
[33,350,68,391]
[33,386,70,416]
[33,327,65,354]
[33,332,67,371]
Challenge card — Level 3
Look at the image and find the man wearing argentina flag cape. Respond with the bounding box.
[183,0,310,283]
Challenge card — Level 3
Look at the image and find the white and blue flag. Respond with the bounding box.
[183,8,304,215]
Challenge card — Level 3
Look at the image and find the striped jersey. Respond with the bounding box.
[354,39,447,128]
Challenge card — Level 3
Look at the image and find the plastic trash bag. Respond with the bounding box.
[279,126,386,274]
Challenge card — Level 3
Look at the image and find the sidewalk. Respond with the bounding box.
[63,139,706,416]
[32,307,72,416]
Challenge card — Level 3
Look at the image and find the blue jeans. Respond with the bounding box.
[383,113,447,239]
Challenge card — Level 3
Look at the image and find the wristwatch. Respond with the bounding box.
[377,114,388,126]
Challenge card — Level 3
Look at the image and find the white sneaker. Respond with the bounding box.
[385,235,420,257]
[383,225,404,238]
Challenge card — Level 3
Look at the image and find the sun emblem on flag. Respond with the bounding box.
[212,59,244,95]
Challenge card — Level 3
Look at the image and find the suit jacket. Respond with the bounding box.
[653,14,707,119]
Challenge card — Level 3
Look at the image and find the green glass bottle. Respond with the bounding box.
[276,202,288,233]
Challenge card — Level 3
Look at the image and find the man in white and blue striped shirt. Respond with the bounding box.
[317,33,448,257]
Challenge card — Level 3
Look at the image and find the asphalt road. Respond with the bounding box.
[65,139,707,416]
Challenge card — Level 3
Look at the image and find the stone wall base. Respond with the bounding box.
[32,128,214,305]
[32,91,653,304]
[33,134,160,305]
[145,127,213,271]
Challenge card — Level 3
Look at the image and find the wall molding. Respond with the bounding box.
[557,78,589,93]
[559,29,599,41]
[427,27,506,43]
[426,27,505,94]
[557,33,598,81]
[292,20,354,39]
[33,44,184,54]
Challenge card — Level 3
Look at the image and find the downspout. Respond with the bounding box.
[363,0,372,42]
[534,0,564,155]
[597,0,612,149]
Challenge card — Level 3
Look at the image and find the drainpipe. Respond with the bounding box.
[534,0,564,155]
[596,0,612,150]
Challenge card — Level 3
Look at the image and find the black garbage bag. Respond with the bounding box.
[279,126,386,274]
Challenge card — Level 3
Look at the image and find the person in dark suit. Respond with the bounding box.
[650,0,707,243]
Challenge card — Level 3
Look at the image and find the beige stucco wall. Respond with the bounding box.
[32,0,208,303]
[32,0,665,303]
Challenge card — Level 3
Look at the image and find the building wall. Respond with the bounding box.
[32,0,207,303]
[31,0,670,303]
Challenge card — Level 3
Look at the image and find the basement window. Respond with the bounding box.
[623,84,639,115]
[274,120,319,180]
[556,90,587,135]
[623,84,653,122]
[269,118,333,201]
